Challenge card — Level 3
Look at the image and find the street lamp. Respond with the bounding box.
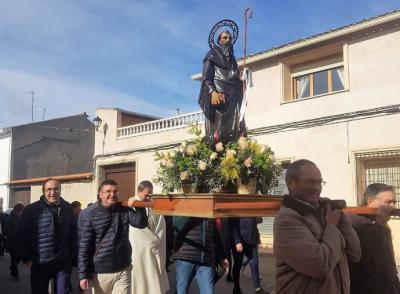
[92,116,103,131]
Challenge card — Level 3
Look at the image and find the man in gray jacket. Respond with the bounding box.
[273,159,361,294]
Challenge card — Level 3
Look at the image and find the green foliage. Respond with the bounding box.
[154,126,281,194]
[154,125,223,193]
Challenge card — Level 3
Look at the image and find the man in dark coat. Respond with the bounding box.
[198,30,246,146]
[173,216,228,294]
[78,179,148,294]
[348,183,400,294]
[16,178,74,294]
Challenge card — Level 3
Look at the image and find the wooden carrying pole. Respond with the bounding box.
[123,194,400,218]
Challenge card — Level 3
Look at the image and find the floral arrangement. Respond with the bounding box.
[154,126,223,193]
[154,126,281,194]
[221,137,281,194]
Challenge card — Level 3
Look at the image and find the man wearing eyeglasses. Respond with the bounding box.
[273,159,361,294]
[78,179,148,294]
[16,178,74,294]
[349,183,400,294]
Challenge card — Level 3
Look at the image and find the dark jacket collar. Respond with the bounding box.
[39,195,62,208]
[97,201,121,212]
[282,195,318,216]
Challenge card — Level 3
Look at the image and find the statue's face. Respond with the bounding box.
[218,32,232,45]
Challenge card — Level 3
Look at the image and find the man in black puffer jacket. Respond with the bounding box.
[173,217,228,294]
[16,178,74,294]
[78,179,148,294]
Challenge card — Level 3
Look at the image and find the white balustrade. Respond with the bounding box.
[117,111,205,138]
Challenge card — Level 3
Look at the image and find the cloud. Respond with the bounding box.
[1,0,399,128]
[0,68,172,127]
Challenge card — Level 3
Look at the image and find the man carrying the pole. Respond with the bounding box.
[349,183,400,293]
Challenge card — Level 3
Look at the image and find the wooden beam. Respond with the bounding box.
[123,194,400,218]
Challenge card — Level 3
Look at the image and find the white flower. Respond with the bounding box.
[180,171,189,181]
[198,161,207,171]
[166,160,174,168]
[210,152,217,160]
[186,146,196,156]
[226,149,236,159]
[169,150,176,158]
[244,157,253,168]
[237,137,248,149]
[181,141,187,148]
[152,176,160,183]
[215,142,224,152]
[160,159,167,166]
[260,145,269,153]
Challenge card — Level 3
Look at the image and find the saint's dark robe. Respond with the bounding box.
[198,45,246,146]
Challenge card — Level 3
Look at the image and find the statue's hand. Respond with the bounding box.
[218,93,226,104]
[211,91,220,105]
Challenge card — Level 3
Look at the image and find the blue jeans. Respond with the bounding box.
[175,260,215,294]
[232,243,261,290]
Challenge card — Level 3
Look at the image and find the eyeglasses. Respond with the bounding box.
[100,190,119,195]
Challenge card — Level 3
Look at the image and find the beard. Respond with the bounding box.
[219,43,235,59]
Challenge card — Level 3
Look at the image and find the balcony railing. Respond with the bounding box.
[117,111,205,138]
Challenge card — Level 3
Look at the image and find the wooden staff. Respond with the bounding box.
[243,8,253,70]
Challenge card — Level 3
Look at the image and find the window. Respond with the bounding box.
[258,160,291,246]
[270,160,291,195]
[293,66,345,99]
[355,150,400,208]
[281,43,348,102]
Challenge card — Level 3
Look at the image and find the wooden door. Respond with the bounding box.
[104,163,135,202]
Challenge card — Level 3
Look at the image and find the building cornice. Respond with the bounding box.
[7,172,93,186]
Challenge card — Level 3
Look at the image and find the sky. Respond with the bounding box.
[0,0,399,127]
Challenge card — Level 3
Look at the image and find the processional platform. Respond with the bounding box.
[125,193,397,218]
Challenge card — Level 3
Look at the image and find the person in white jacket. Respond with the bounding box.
[129,181,169,294]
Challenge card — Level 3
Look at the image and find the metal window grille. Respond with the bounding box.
[356,150,400,208]
[259,161,291,239]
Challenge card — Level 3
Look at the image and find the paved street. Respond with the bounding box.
[0,249,276,294]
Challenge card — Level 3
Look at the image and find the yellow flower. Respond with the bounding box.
[226,149,236,159]
[210,152,217,160]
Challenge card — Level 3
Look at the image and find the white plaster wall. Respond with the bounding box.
[255,114,400,205]
[30,182,95,208]
[245,29,400,130]
[0,135,11,210]
[94,109,202,157]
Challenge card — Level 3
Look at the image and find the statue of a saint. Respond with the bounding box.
[198,23,246,146]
